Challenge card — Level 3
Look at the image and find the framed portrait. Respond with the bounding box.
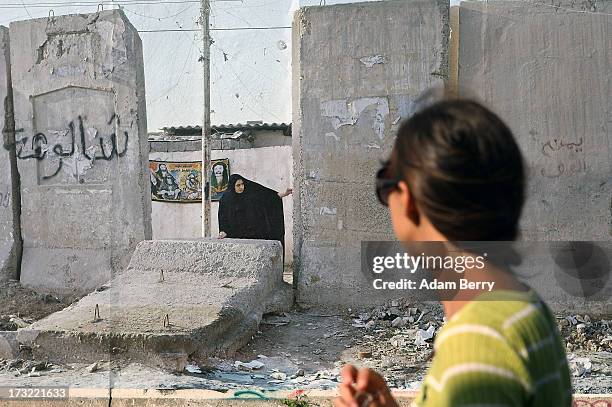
[210,158,230,201]
[150,161,203,203]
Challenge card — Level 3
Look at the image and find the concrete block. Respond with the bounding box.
[9,11,152,295]
[0,330,19,359]
[458,1,612,240]
[238,139,252,149]
[149,141,169,153]
[211,139,222,150]
[222,139,239,150]
[18,239,293,368]
[292,0,449,305]
[0,26,20,283]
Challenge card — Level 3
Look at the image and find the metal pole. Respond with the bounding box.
[201,0,211,237]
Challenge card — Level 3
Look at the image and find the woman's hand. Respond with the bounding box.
[218,231,227,239]
[278,188,293,198]
[335,365,399,407]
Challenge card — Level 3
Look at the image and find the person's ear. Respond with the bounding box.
[398,180,420,226]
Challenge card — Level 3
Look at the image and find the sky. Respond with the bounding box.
[0,0,460,131]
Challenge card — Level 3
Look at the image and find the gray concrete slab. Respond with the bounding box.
[292,0,449,306]
[0,26,20,283]
[8,10,152,295]
[0,330,19,359]
[17,239,292,370]
[458,1,612,241]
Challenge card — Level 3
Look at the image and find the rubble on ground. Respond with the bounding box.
[0,291,610,393]
[0,279,74,329]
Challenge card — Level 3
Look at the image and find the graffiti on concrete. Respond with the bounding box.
[14,114,128,181]
[540,137,586,178]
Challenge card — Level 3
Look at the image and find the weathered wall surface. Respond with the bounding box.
[0,26,20,282]
[458,1,612,241]
[458,1,612,313]
[9,11,152,295]
[150,146,293,264]
[293,0,448,304]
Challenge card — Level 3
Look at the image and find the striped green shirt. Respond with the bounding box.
[414,290,572,406]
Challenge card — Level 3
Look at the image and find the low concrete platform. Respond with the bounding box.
[16,239,293,369]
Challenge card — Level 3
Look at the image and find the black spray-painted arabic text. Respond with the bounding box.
[16,114,128,180]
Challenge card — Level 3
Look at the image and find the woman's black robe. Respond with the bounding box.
[218,174,285,254]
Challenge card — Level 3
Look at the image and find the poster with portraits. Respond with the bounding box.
[150,161,203,202]
[210,158,230,201]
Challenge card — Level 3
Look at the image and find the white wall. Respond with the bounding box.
[150,146,293,263]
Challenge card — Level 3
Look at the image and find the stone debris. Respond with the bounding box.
[86,362,98,373]
[414,326,436,347]
[261,314,291,327]
[559,315,612,353]
[185,363,202,374]
[568,354,593,376]
[270,372,287,380]
[9,316,31,329]
[235,360,265,370]
[0,299,610,394]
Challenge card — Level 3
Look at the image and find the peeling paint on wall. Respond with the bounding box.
[394,94,416,120]
[325,132,339,141]
[320,97,390,140]
[319,207,337,216]
[359,55,386,68]
[306,170,319,180]
[352,97,389,140]
[320,100,357,129]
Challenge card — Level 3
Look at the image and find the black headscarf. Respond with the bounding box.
[218,174,285,246]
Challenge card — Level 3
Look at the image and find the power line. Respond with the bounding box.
[0,0,241,9]
[122,3,195,19]
[138,26,290,32]
[19,0,33,18]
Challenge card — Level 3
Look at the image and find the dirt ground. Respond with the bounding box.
[0,279,610,394]
[0,280,78,330]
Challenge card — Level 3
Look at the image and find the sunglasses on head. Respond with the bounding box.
[376,160,401,207]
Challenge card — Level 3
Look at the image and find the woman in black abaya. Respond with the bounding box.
[218,174,290,256]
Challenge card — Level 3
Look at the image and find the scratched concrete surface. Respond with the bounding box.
[16,239,293,370]
[9,10,152,295]
[292,0,449,306]
[458,1,612,241]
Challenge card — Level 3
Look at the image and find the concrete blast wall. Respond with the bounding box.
[0,26,20,283]
[458,1,611,241]
[457,1,612,313]
[9,11,152,295]
[292,0,449,305]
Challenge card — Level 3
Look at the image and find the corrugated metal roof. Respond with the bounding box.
[161,122,291,134]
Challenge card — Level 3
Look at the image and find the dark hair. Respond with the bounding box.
[390,97,525,241]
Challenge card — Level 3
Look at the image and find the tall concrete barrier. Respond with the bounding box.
[292,0,449,306]
[0,26,20,283]
[9,11,151,295]
[458,1,612,313]
[458,1,611,241]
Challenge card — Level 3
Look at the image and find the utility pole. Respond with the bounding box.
[200,0,211,237]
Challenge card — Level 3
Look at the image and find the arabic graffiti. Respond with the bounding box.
[540,137,586,179]
[15,114,128,181]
